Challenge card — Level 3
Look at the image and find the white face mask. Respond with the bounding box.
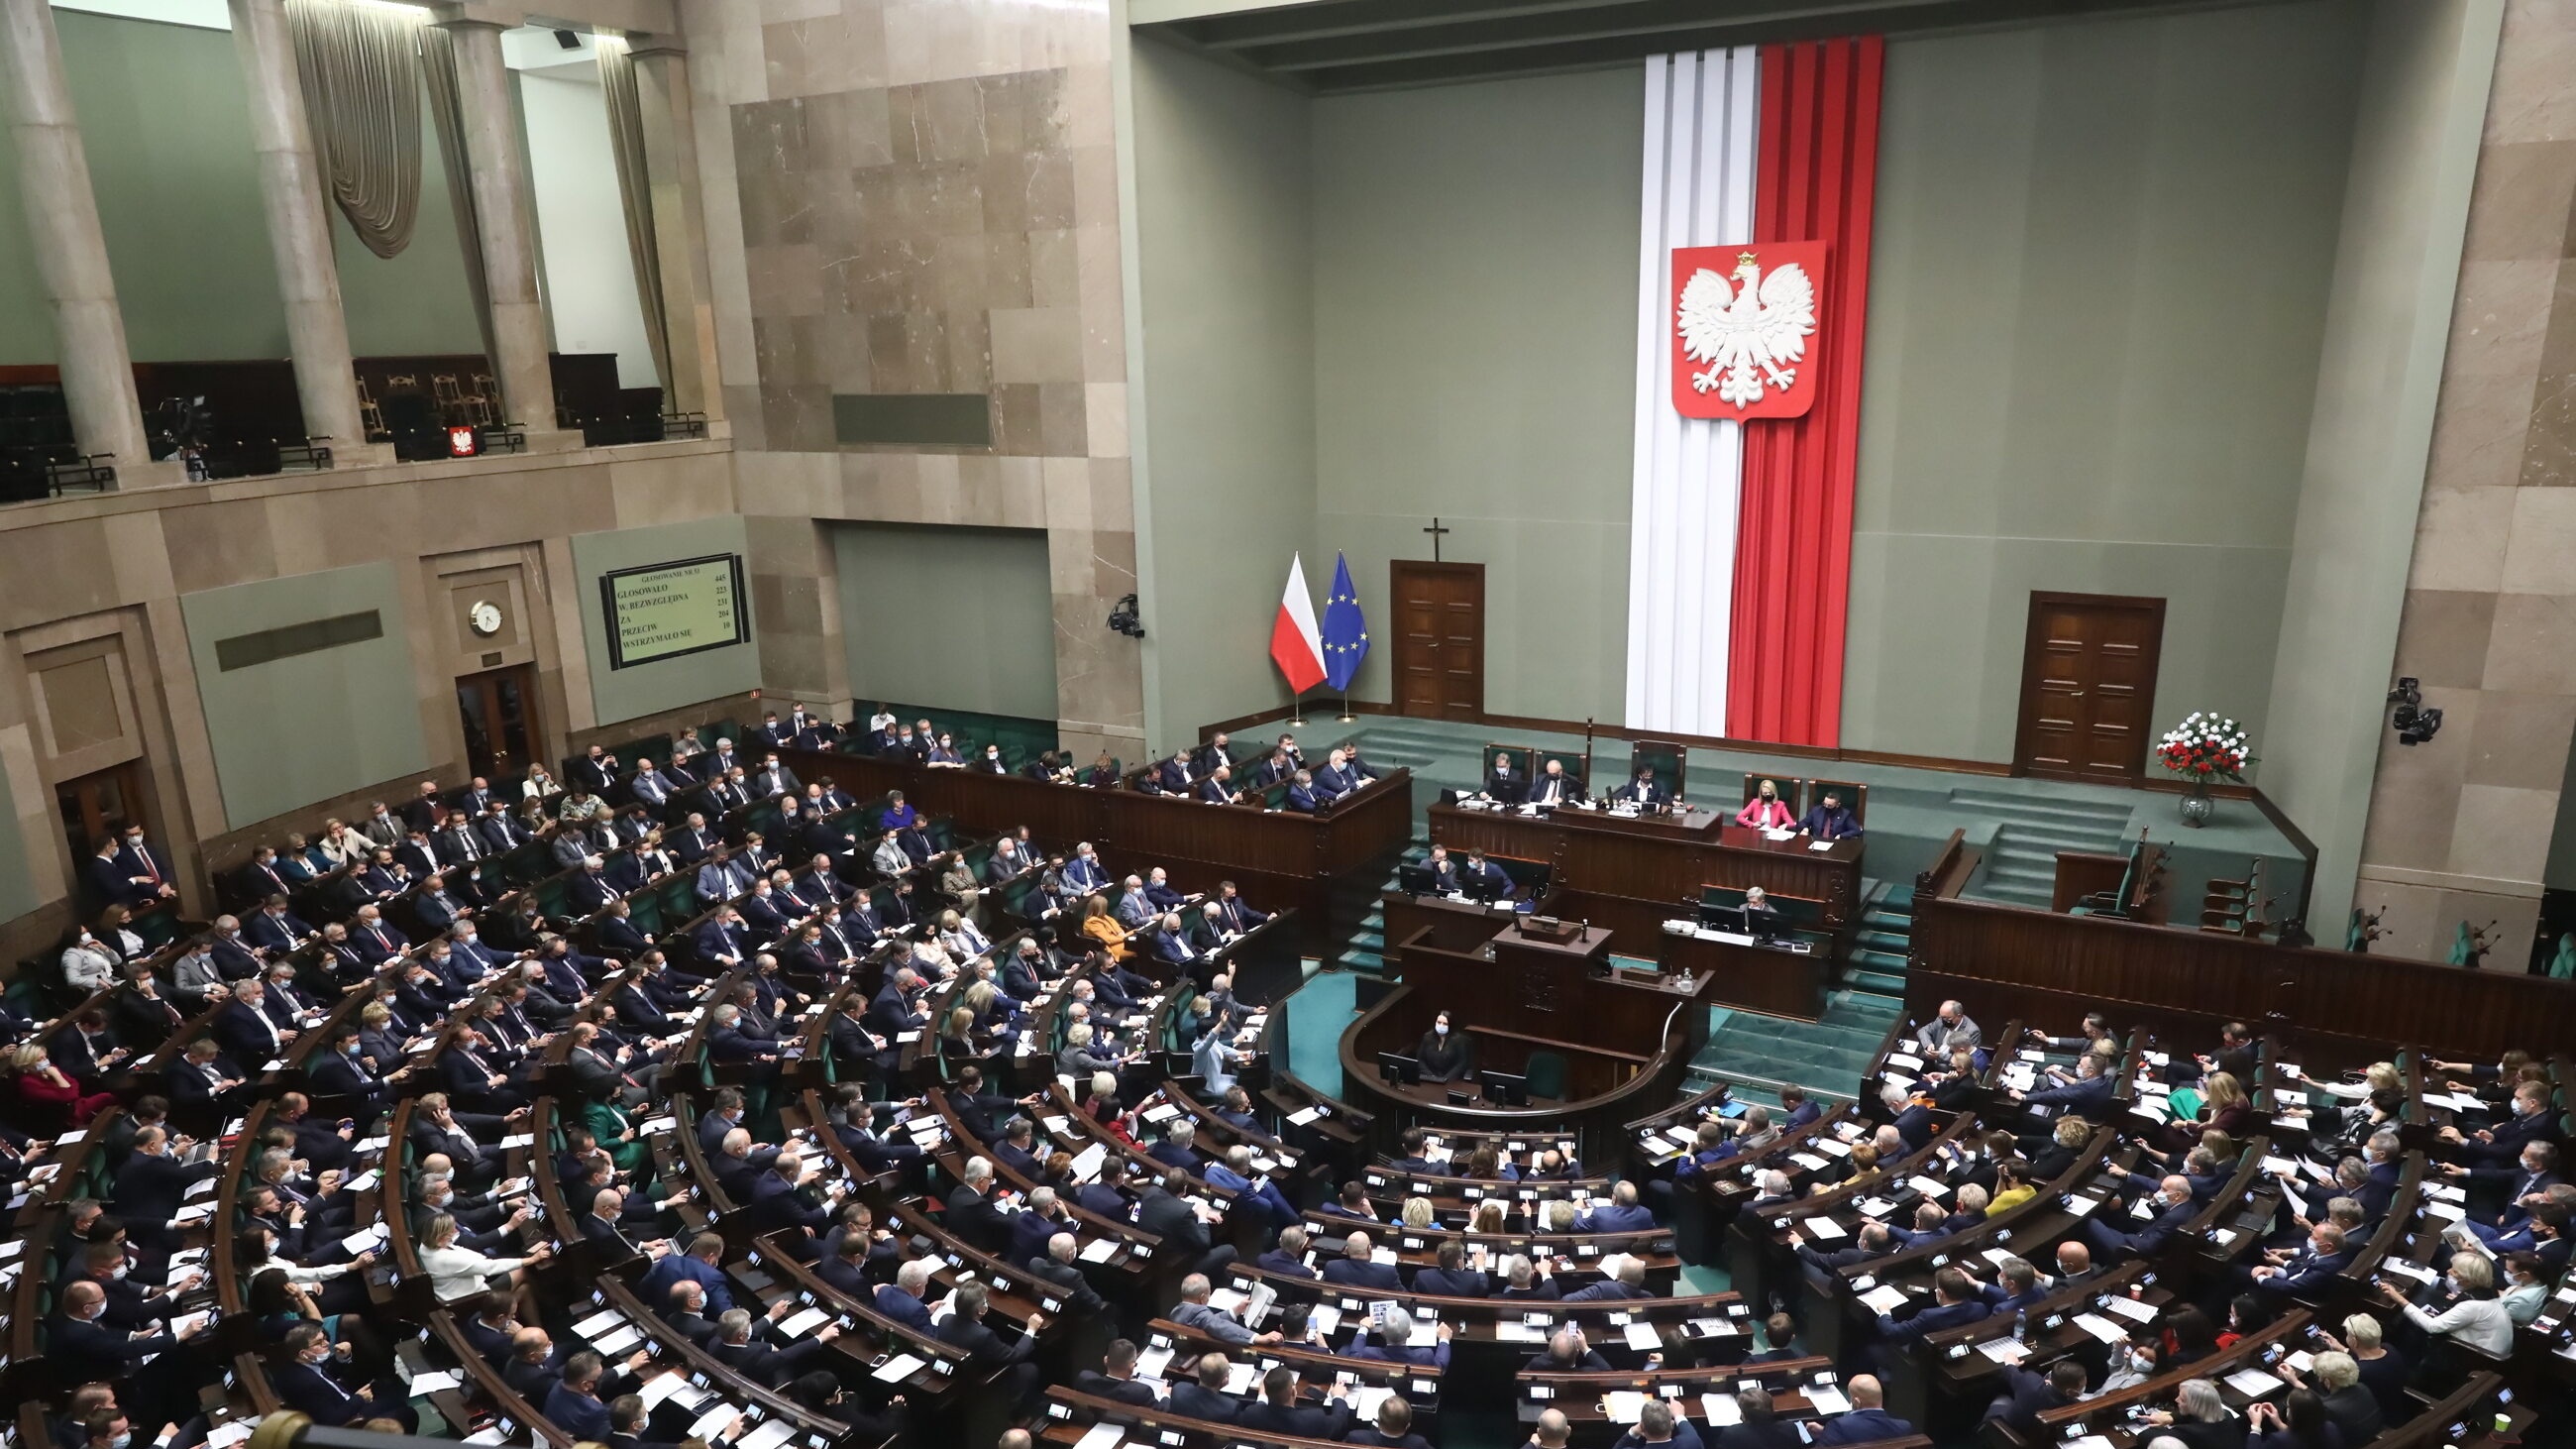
[1435,1024,1449,1037]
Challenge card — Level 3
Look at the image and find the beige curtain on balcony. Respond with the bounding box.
[283,0,422,258]
[415,21,498,364]
[594,37,672,393]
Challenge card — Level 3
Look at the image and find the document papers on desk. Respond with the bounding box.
[1799,1215,1848,1241]
[1074,1424,1126,1449]
[1604,1393,1649,1423]
[2073,1312,2128,1344]
[2225,1367,2286,1398]
[872,1353,925,1383]
[1764,829,1797,842]
[1622,1321,1663,1351]
[2100,1293,2159,1323]
[1700,1393,1744,1427]
[1806,1386,1852,1416]
[1859,1284,1911,1314]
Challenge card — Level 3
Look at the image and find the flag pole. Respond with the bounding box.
[1290,687,1307,727]
[1338,690,1353,724]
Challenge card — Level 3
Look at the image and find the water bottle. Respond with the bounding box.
[2014,1309,2029,1344]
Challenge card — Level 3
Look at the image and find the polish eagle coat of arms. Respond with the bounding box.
[1669,242,1826,420]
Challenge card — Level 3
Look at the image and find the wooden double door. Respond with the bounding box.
[2012,592,2166,782]
[1392,562,1484,721]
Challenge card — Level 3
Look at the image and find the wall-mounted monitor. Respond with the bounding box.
[600,553,747,669]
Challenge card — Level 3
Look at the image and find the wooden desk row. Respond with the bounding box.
[771,746,1416,950]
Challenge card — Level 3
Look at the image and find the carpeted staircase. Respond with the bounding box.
[1952,788,2132,909]
[1679,876,1914,1108]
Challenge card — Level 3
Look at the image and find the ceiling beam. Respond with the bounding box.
[1231,0,1962,70]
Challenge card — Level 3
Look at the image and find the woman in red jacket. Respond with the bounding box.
[8,1042,114,1128]
[1735,779,1795,830]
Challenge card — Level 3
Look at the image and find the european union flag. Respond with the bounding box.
[1321,551,1369,692]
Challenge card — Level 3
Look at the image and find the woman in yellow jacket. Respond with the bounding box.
[1080,895,1131,959]
[1986,1159,2038,1216]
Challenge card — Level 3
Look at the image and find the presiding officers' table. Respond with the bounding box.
[1428,801,1863,1020]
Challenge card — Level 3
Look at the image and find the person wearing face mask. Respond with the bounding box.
[58,924,120,993]
[50,1279,207,1401]
[274,1321,412,1428]
[110,1123,216,1229]
[2380,1250,2515,1355]
[1414,1010,1467,1083]
[973,741,1009,774]
[2439,1081,2557,1167]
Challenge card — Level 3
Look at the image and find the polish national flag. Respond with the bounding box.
[1270,553,1326,694]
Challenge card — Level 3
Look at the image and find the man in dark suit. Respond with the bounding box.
[2081,1175,2197,1263]
[1320,1230,1403,1290]
[711,1306,837,1389]
[50,1281,203,1412]
[1483,752,1526,804]
[1350,1313,1452,1368]
[1155,750,1195,795]
[1412,1238,1491,1297]
[1285,770,1324,814]
[1237,1367,1354,1440]
[2012,1053,2116,1121]
[1986,1361,2086,1440]
[108,827,178,907]
[1255,1224,1319,1279]
[1074,1339,1161,1407]
[1457,848,1513,900]
[275,1324,383,1427]
[2247,1222,2353,1302]
[1813,1371,1916,1433]
[1610,766,1669,810]
[543,1350,639,1442]
[1023,1230,1107,1317]
[1526,759,1582,808]
[1797,789,1863,840]
[945,1159,1015,1256]
[112,1125,216,1225]
[1170,1353,1243,1423]
[936,1282,1042,1412]
[215,979,291,1064]
[1876,1266,1992,1342]
[1136,1169,1236,1279]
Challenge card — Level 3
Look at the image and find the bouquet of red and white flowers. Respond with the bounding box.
[2156,712,2254,783]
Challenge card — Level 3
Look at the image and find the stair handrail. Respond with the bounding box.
[1914,828,1977,901]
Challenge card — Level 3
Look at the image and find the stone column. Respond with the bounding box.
[438,16,573,447]
[227,0,384,466]
[630,41,724,424]
[0,0,176,486]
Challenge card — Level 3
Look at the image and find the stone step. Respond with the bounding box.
[1947,789,2136,827]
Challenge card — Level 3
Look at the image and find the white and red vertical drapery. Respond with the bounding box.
[1625,38,1883,747]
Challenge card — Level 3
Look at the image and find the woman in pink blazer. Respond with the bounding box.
[1736,779,1795,830]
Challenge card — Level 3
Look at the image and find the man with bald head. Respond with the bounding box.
[1023,1230,1106,1316]
[1322,1230,1403,1289]
[1813,1371,1916,1433]
[1521,1408,1574,1449]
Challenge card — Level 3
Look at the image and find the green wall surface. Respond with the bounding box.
[1841,2,2369,765]
[1129,37,1319,749]
[0,10,481,366]
[1310,67,1642,725]
[180,562,430,831]
[829,522,1058,722]
[0,758,33,926]
[572,517,764,729]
